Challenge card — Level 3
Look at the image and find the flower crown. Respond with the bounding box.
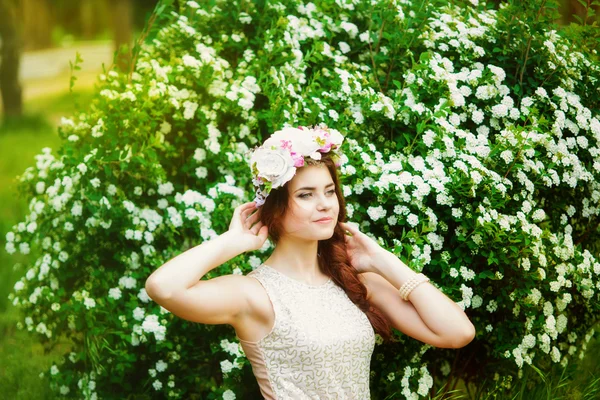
[248,123,345,207]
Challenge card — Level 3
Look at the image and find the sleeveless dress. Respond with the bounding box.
[236,264,376,399]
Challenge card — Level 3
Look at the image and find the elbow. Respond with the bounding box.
[145,278,171,301]
[452,324,476,348]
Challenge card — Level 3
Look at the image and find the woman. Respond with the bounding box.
[145,124,475,399]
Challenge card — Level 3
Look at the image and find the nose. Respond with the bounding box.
[316,192,333,210]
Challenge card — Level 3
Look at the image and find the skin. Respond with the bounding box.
[260,164,340,285]
[147,164,476,349]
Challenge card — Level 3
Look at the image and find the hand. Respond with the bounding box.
[227,201,269,252]
[339,221,384,274]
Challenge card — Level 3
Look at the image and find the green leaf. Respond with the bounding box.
[479,270,495,279]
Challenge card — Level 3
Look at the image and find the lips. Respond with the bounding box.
[314,217,333,222]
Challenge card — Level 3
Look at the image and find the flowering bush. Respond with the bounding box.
[5,0,600,398]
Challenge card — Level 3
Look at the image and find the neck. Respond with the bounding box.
[265,236,322,281]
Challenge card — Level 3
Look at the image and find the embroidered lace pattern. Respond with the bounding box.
[236,264,375,399]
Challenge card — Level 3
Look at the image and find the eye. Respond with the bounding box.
[299,189,336,199]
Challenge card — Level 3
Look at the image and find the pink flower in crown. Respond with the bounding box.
[279,139,304,166]
[280,139,292,151]
[320,140,333,153]
[322,127,343,150]
[252,176,265,187]
[307,125,342,160]
[291,152,305,167]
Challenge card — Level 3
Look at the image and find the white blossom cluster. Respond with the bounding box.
[219,338,245,377]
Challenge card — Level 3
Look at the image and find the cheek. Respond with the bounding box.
[289,199,313,215]
[331,200,340,217]
[285,203,313,226]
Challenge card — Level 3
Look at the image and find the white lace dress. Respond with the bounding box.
[236,264,376,399]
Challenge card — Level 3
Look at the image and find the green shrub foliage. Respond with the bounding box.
[5,0,600,398]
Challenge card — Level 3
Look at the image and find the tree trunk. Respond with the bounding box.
[565,0,600,24]
[110,0,133,72]
[80,0,96,40]
[19,0,53,50]
[0,0,23,119]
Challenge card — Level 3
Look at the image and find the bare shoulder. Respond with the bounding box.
[210,273,270,309]
[207,273,267,313]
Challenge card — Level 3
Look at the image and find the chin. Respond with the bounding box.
[317,230,336,240]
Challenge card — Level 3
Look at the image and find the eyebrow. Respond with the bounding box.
[294,183,335,193]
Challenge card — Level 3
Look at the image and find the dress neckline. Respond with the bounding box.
[261,264,333,288]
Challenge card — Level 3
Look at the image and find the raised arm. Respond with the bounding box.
[144,201,268,325]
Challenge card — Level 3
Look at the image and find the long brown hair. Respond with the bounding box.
[259,153,393,343]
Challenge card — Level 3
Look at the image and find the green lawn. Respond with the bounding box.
[0,89,93,400]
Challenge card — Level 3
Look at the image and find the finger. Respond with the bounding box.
[232,203,255,228]
[250,221,264,235]
[246,210,261,227]
[238,201,256,212]
[250,222,265,235]
[347,222,360,234]
[234,202,255,219]
[240,209,253,221]
[257,225,269,242]
[241,205,257,219]
[340,222,356,236]
[245,207,261,221]
[340,221,354,230]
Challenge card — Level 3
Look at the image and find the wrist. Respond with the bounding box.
[369,248,390,274]
[219,230,250,255]
[372,249,419,283]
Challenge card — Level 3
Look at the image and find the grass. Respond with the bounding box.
[0,89,93,399]
[0,310,64,400]
[1,89,600,399]
[0,89,95,232]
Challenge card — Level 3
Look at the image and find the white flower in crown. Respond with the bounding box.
[250,146,296,189]
[248,124,345,206]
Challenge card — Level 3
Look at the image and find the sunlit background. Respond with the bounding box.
[0,1,160,398]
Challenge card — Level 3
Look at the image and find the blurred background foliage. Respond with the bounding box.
[4,0,159,50]
[0,0,161,120]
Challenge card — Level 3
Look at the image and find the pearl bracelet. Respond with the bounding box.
[398,273,430,301]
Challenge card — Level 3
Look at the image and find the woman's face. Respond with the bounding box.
[281,164,340,241]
